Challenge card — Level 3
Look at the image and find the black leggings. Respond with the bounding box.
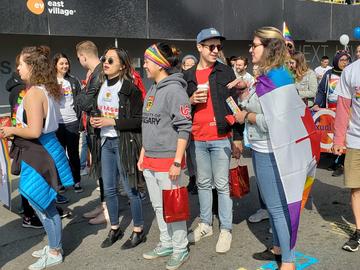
[56,121,81,184]
[22,195,35,218]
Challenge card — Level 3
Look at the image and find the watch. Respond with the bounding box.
[173,161,181,168]
[244,112,251,124]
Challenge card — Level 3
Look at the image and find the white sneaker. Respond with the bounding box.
[248,209,269,223]
[216,229,232,253]
[188,223,213,243]
[32,246,64,258]
[28,252,63,270]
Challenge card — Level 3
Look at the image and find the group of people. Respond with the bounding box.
[1,25,360,270]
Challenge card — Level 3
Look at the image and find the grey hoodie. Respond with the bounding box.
[142,73,192,158]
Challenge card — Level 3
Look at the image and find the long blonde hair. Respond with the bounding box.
[291,51,309,81]
[254,27,288,74]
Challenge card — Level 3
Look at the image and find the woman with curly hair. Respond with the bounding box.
[0,46,74,270]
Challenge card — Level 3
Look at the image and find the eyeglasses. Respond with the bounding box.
[201,44,223,52]
[101,56,114,65]
[251,43,263,49]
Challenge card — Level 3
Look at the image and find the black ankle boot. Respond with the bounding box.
[121,230,146,250]
[101,228,124,248]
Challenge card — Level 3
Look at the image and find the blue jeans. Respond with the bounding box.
[252,150,295,263]
[33,201,62,250]
[101,137,144,227]
[79,131,88,170]
[189,139,233,230]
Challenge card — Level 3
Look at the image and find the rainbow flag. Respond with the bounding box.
[256,66,320,249]
[283,21,293,42]
[0,138,12,208]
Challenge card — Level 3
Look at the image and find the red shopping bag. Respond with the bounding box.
[162,186,190,223]
[229,165,250,198]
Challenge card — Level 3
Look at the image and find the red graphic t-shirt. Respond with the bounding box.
[192,66,230,141]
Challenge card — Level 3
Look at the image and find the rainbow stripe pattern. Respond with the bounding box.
[144,44,171,69]
[283,21,293,42]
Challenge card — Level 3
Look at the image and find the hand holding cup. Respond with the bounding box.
[192,83,209,104]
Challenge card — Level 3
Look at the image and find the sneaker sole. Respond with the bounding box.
[74,189,84,193]
[166,253,189,270]
[22,224,43,229]
[28,259,63,270]
[55,201,69,204]
[143,251,173,260]
[342,245,359,252]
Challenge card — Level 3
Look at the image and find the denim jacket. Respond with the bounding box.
[239,88,269,141]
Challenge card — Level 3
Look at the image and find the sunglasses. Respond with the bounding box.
[101,56,114,65]
[201,44,223,52]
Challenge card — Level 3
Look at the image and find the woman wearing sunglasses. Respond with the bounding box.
[90,47,145,249]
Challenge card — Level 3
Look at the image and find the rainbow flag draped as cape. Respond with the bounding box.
[256,66,320,249]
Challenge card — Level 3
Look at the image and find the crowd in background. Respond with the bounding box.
[1,26,360,270]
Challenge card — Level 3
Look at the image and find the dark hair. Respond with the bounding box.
[53,52,71,75]
[234,56,248,66]
[321,56,329,61]
[21,46,61,101]
[15,54,21,74]
[100,47,133,83]
[156,42,181,74]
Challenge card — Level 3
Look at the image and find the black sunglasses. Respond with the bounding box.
[101,56,114,65]
[201,44,223,52]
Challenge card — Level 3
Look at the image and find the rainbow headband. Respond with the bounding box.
[144,45,171,69]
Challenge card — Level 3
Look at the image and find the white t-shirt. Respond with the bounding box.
[97,79,122,138]
[335,59,360,149]
[249,139,273,153]
[57,78,78,124]
[314,65,332,82]
[234,70,255,87]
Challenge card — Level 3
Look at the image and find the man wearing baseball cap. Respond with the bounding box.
[184,28,241,253]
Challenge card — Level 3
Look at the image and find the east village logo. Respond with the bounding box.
[27,0,76,16]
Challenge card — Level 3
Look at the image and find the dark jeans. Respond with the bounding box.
[101,137,144,227]
[56,121,81,184]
